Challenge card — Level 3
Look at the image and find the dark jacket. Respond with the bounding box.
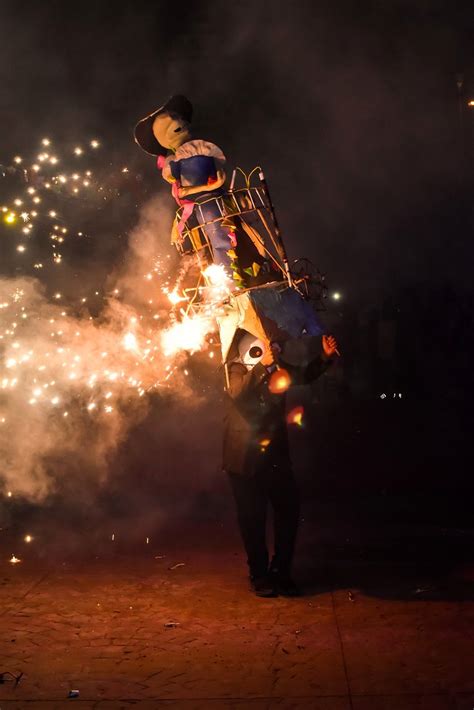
[222,350,331,476]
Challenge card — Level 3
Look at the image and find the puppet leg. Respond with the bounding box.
[195,201,235,277]
[227,472,269,579]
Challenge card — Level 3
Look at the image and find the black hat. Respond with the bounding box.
[134,95,193,156]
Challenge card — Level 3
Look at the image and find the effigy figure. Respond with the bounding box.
[134,95,340,597]
[135,95,249,285]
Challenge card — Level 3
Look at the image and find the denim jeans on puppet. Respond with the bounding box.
[194,196,236,277]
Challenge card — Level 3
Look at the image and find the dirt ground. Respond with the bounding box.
[0,512,473,710]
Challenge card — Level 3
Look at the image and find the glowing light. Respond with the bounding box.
[20,212,30,222]
[287,405,304,427]
[4,212,16,224]
[24,535,33,543]
[90,139,100,148]
[268,368,291,394]
[259,437,271,451]
[332,292,341,300]
[13,199,23,207]
[9,555,21,565]
[31,164,40,172]
[16,245,26,253]
[202,263,232,291]
[123,332,139,353]
[32,196,41,204]
[167,290,187,305]
[468,100,474,107]
[49,210,57,218]
[74,147,83,155]
[161,315,211,356]
[42,138,51,146]
[13,156,22,164]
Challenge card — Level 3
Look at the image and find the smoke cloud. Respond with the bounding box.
[0,195,212,503]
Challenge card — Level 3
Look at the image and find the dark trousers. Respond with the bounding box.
[227,444,300,579]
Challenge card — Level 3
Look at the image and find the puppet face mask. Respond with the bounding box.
[152,112,190,151]
[238,332,266,369]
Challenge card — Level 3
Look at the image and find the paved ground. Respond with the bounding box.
[0,514,473,710]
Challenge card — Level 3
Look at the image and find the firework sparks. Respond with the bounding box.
[0,138,228,501]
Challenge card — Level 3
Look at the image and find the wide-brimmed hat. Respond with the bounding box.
[134,95,193,156]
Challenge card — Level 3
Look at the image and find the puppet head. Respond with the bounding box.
[134,95,192,156]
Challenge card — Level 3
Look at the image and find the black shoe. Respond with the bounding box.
[269,569,301,597]
[250,574,277,597]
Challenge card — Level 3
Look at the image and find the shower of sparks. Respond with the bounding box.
[0,137,121,268]
[0,136,233,501]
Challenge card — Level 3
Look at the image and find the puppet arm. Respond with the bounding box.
[227,361,269,401]
[178,169,226,198]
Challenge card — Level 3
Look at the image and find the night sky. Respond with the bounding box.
[0,0,473,550]
[1,0,473,306]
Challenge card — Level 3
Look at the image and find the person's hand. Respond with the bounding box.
[322,334,339,357]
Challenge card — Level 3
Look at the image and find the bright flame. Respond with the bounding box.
[161,315,211,356]
[203,263,232,288]
[123,331,139,353]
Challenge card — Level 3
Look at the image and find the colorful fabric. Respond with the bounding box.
[217,286,324,363]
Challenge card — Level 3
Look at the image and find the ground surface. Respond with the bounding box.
[0,509,473,710]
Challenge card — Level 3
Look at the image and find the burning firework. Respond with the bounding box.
[0,137,224,502]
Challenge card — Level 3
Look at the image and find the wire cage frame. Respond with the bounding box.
[168,168,326,320]
[173,167,291,282]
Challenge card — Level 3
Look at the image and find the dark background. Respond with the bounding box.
[0,0,473,571]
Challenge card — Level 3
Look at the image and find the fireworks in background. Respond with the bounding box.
[0,137,225,505]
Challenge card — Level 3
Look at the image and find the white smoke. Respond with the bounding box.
[0,195,205,502]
